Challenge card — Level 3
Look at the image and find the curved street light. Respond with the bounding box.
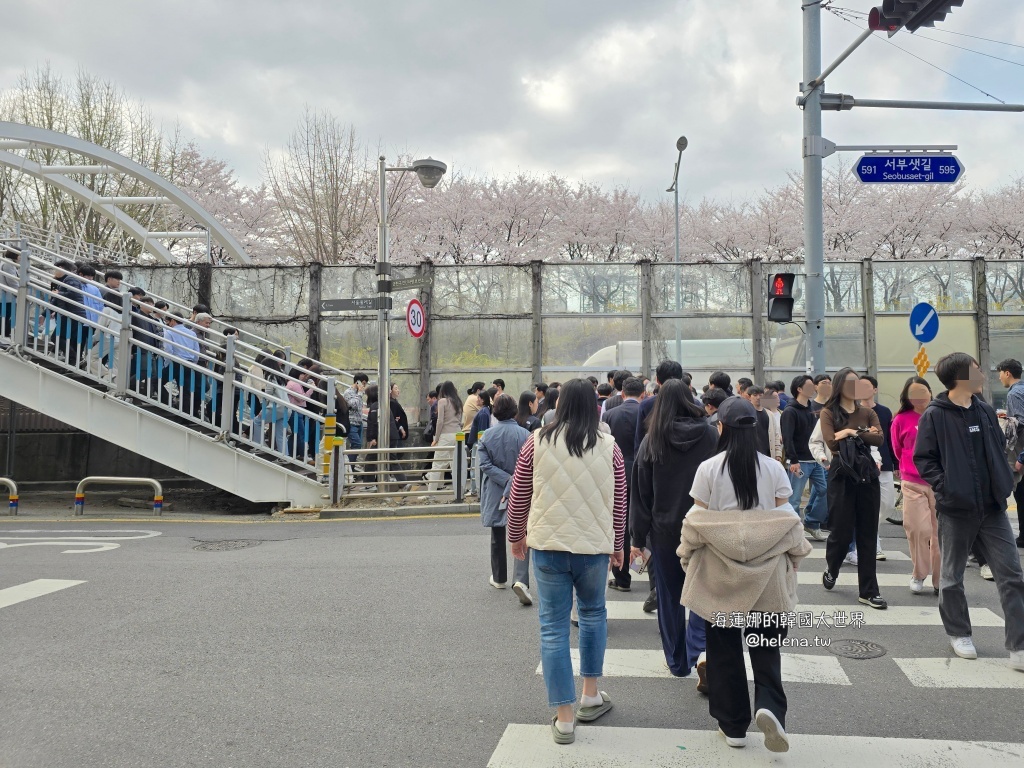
[667,137,688,364]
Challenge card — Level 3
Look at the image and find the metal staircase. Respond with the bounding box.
[0,232,352,507]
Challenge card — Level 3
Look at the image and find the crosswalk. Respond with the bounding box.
[488,521,1024,766]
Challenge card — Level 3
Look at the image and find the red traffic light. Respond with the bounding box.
[768,272,796,323]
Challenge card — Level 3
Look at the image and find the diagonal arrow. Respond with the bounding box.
[915,308,936,337]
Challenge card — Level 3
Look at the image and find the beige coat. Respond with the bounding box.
[678,506,812,627]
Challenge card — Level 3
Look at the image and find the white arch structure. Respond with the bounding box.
[0,121,251,264]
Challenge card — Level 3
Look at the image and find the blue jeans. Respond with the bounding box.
[790,461,828,529]
[532,549,609,707]
[348,422,363,451]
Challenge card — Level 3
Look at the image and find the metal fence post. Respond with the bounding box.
[329,443,344,505]
[221,335,237,437]
[640,259,653,378]
[307,261,322,360]
[454,432,466,502]
[322,376,336,478]
[862,258,878,378]
[15,239,30,348]
[750,259,765,384]
[531,260,543,384]
[114,291,133,396]
[974,257,992,403]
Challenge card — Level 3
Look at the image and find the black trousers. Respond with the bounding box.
[706,623,788,739]
[1015,478,1024,543]
[824,471,881,598]
[491,526,509,583]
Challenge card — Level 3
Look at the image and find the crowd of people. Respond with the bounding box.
[488,357,1024,753]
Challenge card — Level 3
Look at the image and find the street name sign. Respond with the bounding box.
[854,154,964,184]
[320,297,392,312]
[390,276,431,291]
[910,302,939,344]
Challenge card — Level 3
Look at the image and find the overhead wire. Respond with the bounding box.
[823,5,1007,103]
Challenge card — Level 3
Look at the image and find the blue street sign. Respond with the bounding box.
[854,154,964,184]
[910,302,939,344]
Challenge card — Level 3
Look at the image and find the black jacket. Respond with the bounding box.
[780,399,816,463]
[602,399,641,477]
[366,400,400,445]
[630,417,719,545]
[914,393,1014,518]
[51,275,87,318]
[872,403,895,472]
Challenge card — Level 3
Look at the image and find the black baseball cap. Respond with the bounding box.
[717,396,758,429]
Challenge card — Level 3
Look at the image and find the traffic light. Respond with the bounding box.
[869,1,964,37]
[768,273,796,323]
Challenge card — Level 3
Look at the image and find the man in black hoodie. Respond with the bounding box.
[603,376,644,591]
[914,352,1024,670]
[781,375,829,540]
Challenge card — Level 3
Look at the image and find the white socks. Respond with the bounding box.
[555,719,575,734]
[580,693,603,708]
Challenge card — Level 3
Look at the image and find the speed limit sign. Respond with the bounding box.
[406,298,426,338]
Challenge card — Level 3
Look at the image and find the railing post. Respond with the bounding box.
[221,335,237,437]
[640,259,653,379]
[974,256,992,403]
[114,291,133,396]
[454,432,466,502]
[15,239,30,347]
[531,260,543,385]
[750,259,765,385]
[329,444,344,505]
[322,376,336,478]
[862,258,878,378]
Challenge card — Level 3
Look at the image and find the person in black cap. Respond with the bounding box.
[680,396,810,754]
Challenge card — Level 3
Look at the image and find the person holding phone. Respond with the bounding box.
[819,369,887,610]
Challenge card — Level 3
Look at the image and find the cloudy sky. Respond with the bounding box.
[4,0,1023,203]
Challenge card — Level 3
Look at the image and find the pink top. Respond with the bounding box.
[286,380,309,407]
[890,410,925,486]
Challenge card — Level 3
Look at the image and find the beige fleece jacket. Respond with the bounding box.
[678,506,812,627]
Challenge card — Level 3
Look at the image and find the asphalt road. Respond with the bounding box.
[1,516,1022,767]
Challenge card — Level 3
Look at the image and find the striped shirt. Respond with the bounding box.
[506,436,627,551]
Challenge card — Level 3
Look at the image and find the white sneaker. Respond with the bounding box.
[980,565,994,581]
[718,728,747,748]
[488,576,507,589]
[910,578,925,595]
[876,549,886,561]
[951,636,978,660]
[1010,650,1024,672]
[844,550,859,566]
[512,582,533,606]
[755,708,790,753]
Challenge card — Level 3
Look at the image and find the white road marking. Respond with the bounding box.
[894,657,1024,688]
[0,529,161,555]
[627,571,924,588]
[537,648,850,685]
[487,725,1024,767]
[795,605,1004,627]
[0,579,85,610]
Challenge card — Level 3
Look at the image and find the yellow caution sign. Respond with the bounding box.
[913,346,930,378]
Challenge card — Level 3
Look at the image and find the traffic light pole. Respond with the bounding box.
[801,0,826,376]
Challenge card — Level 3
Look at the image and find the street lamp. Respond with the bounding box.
[666,136,688,364]
[376,155,447,459]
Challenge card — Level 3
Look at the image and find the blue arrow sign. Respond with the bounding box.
[910,302,939,344]
[854,154,964,184]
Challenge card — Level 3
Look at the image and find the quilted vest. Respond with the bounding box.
[526,430,616,554]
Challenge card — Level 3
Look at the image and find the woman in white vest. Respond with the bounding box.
[679,396,812,754]
[506,378,627,745]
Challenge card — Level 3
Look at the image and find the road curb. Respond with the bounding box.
[319,503,480,519]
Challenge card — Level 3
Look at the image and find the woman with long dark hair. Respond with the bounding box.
[541,387,560,426]
[516,391,542,433]
[506,378,627,744]
[631,380,718,682]
[819,368,887,610]
[427,381,463,492]
[891,376,939,595]
[680,397,810,753]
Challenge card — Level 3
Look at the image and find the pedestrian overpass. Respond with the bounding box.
[0,123,347,506]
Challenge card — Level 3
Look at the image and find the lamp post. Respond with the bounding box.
[666,136,688,363]
[376,155,446,456]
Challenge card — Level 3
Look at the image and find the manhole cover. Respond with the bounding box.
[193,540,263,552]
[828,639,887,660]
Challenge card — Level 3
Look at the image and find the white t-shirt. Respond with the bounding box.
[690,452,795,513]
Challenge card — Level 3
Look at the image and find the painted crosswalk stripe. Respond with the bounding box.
[628,571,926,588]
[0,579,85,610]
[487,725,1024,767]
[536,648,850,685]
[796,604,1004,627]
[894,657,1024,688]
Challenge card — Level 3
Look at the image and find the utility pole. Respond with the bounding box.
[801,0,826,376]
[376,155,391,455]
